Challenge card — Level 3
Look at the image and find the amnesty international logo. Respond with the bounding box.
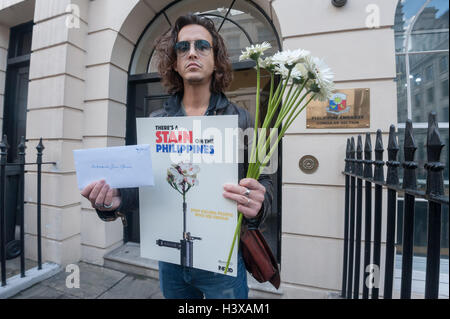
[327,93,350,115]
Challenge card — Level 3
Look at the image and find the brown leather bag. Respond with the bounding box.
[240,227,280,289]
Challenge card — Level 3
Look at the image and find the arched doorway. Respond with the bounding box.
[125,0,283,262]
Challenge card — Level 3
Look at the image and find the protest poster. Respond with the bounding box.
[136,115,239,276]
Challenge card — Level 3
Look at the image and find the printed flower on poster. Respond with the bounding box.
[167,162,200,195]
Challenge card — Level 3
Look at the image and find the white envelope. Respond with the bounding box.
[73,145,154,190]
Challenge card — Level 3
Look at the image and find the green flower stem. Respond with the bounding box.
[266,70,292,122]
[224,212,243,275]
[278,80,308,121]
[248,63,261,166]
[285,94,315,129]
[278,89,311,131]
[255,87,310,170]
[252,93,316,175]
[268,73,274,108]
[265,75,284,116]
[255,73,296,171]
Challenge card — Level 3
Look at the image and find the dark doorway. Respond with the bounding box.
[1,21,33,257]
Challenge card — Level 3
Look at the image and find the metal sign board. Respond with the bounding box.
[306,88,370,129]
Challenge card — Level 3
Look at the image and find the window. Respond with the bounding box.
[3,22,33,163]
[394,0,449,263]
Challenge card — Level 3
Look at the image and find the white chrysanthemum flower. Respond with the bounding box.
[274,63,289,78]
[239,41,272,61]
[258,56,276,72]
[304,56,335,101]
[275,63,306,85]
[272,49,310,69]
[294,63,308,78]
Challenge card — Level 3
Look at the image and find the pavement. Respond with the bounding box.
[7,260,164,299]
[4,254,449,299]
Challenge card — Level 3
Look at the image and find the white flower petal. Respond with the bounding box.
[239,42,272,61]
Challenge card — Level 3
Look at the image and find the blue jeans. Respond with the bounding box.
[158,252,248,299]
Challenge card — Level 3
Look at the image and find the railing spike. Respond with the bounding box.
[386,125,399,186]
[426,112,445,163]
[425,112,444,196]
[364,133,372,154]
[404,120,417,162]
[18,136,26,154]
[0,135,9,151]
[355,135,363,176]
[36,138,45,153]
[403,120,418,190]
[373,130,384,182]
[345,138,351,173]
[363,133,373,179]
[350,137,356,173]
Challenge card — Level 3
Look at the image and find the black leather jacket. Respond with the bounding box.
[97,91,273,229]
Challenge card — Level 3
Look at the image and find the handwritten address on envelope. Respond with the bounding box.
[73,145,154,190]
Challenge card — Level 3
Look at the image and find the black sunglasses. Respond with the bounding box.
[174,39,212,56]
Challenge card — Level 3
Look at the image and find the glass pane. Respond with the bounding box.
[394,0,428,53]
[18,30,32,56]
[410,0,449,52]
[397,127,449,195]
[395,0,449,53]
[131,13,171,75]
[215,18,252,62]
[395,55,408,123]
[409,52,449,122]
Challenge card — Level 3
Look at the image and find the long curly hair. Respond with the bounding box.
[154,14,233,95]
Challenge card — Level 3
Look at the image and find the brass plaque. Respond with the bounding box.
[306,88,370,129]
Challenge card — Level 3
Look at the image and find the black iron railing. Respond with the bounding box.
[0,135,55,287]
[341,112,449,299]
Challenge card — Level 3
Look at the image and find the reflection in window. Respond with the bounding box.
[415,93,422,107]
[439,55,448,73]
[394,0,449,262]
[395,0,448,123]
[414,73,422,86]
[442,79,449,97]
[427,86,435,103]
[425,64,433,81]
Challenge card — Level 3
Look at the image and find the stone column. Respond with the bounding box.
[24,0,89,266]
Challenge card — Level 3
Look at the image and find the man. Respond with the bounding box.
[81,14,273,299]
